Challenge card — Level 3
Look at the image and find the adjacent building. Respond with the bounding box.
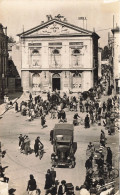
[0,24,8,97]
[17,17,100,93]
[111,26,120,94]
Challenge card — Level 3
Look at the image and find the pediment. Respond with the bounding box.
[18,19,93,37]
[27,23,84,36]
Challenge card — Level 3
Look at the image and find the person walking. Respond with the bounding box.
[58,180,67,195]
[41,114,46,128]
[106,147,112,167]
[27,174,37,195]
[18,134,24,150]
[100,130,106,147]
[44,169,52,195]
[50,167,56,185]
[34,137,41,157]
[15,102,18,112]
[24,136,31,155]
[85,114,90,128]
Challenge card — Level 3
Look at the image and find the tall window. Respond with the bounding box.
[71,49,81,67]
[50,48,61,68]
[31,49,41,67]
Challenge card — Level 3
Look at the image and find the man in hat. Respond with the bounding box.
[58,180,67,195]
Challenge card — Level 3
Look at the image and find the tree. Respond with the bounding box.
[101,46,112,60]
[8,36,16,43]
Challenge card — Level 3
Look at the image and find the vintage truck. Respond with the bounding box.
[50,123,77,168]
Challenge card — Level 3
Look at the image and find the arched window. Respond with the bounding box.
[32,49,39,54]
[73,73,81,77]
[51,49,61,67]
[73,49,80,55]
[31,49,41,67]
[52,49,60,55]
[71,49,81,66]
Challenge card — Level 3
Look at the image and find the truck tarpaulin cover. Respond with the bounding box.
[54,124,74,136]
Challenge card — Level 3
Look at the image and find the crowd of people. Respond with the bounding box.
[14,63,119,194]
[82,130,114,194]
[14,66,119,135]
[27,168,75,195]
[0,142,9,189]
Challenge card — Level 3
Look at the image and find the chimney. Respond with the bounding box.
[41,21,44,24]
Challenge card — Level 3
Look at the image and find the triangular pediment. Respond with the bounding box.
[18,19,94,37]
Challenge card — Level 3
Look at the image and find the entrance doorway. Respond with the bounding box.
[52,74,60,91]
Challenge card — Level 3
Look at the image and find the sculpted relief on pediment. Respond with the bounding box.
[30,22,81,36]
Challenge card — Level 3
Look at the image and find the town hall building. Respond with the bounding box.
[18,16,100,93]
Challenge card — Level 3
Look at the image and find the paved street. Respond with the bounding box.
[0,93,119,195]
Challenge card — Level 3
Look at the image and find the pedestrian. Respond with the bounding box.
[15,102,18,112]
[44,169,52,195]
[58,180,67,195]
[29,93,32,100]
[34,137,40,157]
[85,156,93,170]
[18,134,24,150]
[50,167,56,185]
[41,114,46,128]
[100,130,106,147]
[24,136,31,155]
[103,102,106,112]
[27,174,37,195]
[106,147,112,167]
[84,114,90,128]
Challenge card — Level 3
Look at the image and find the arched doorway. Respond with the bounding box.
[32,73,40,91]
[52,73,60,91]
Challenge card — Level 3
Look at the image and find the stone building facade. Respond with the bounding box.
[18,18,99,93]
[0,24,8,97]
[111,26,120,94]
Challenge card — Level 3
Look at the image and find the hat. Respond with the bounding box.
[61,180,66,185]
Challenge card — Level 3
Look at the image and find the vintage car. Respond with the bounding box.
[51,124,77,168]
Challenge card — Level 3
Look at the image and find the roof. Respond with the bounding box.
[54,123,74,131]
[17,18,100,39]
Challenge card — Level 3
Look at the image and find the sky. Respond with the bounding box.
[0,0,119,48]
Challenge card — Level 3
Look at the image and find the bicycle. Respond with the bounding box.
[38,147,44,160]
[92,164,119,181]
[107,165,119,180]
